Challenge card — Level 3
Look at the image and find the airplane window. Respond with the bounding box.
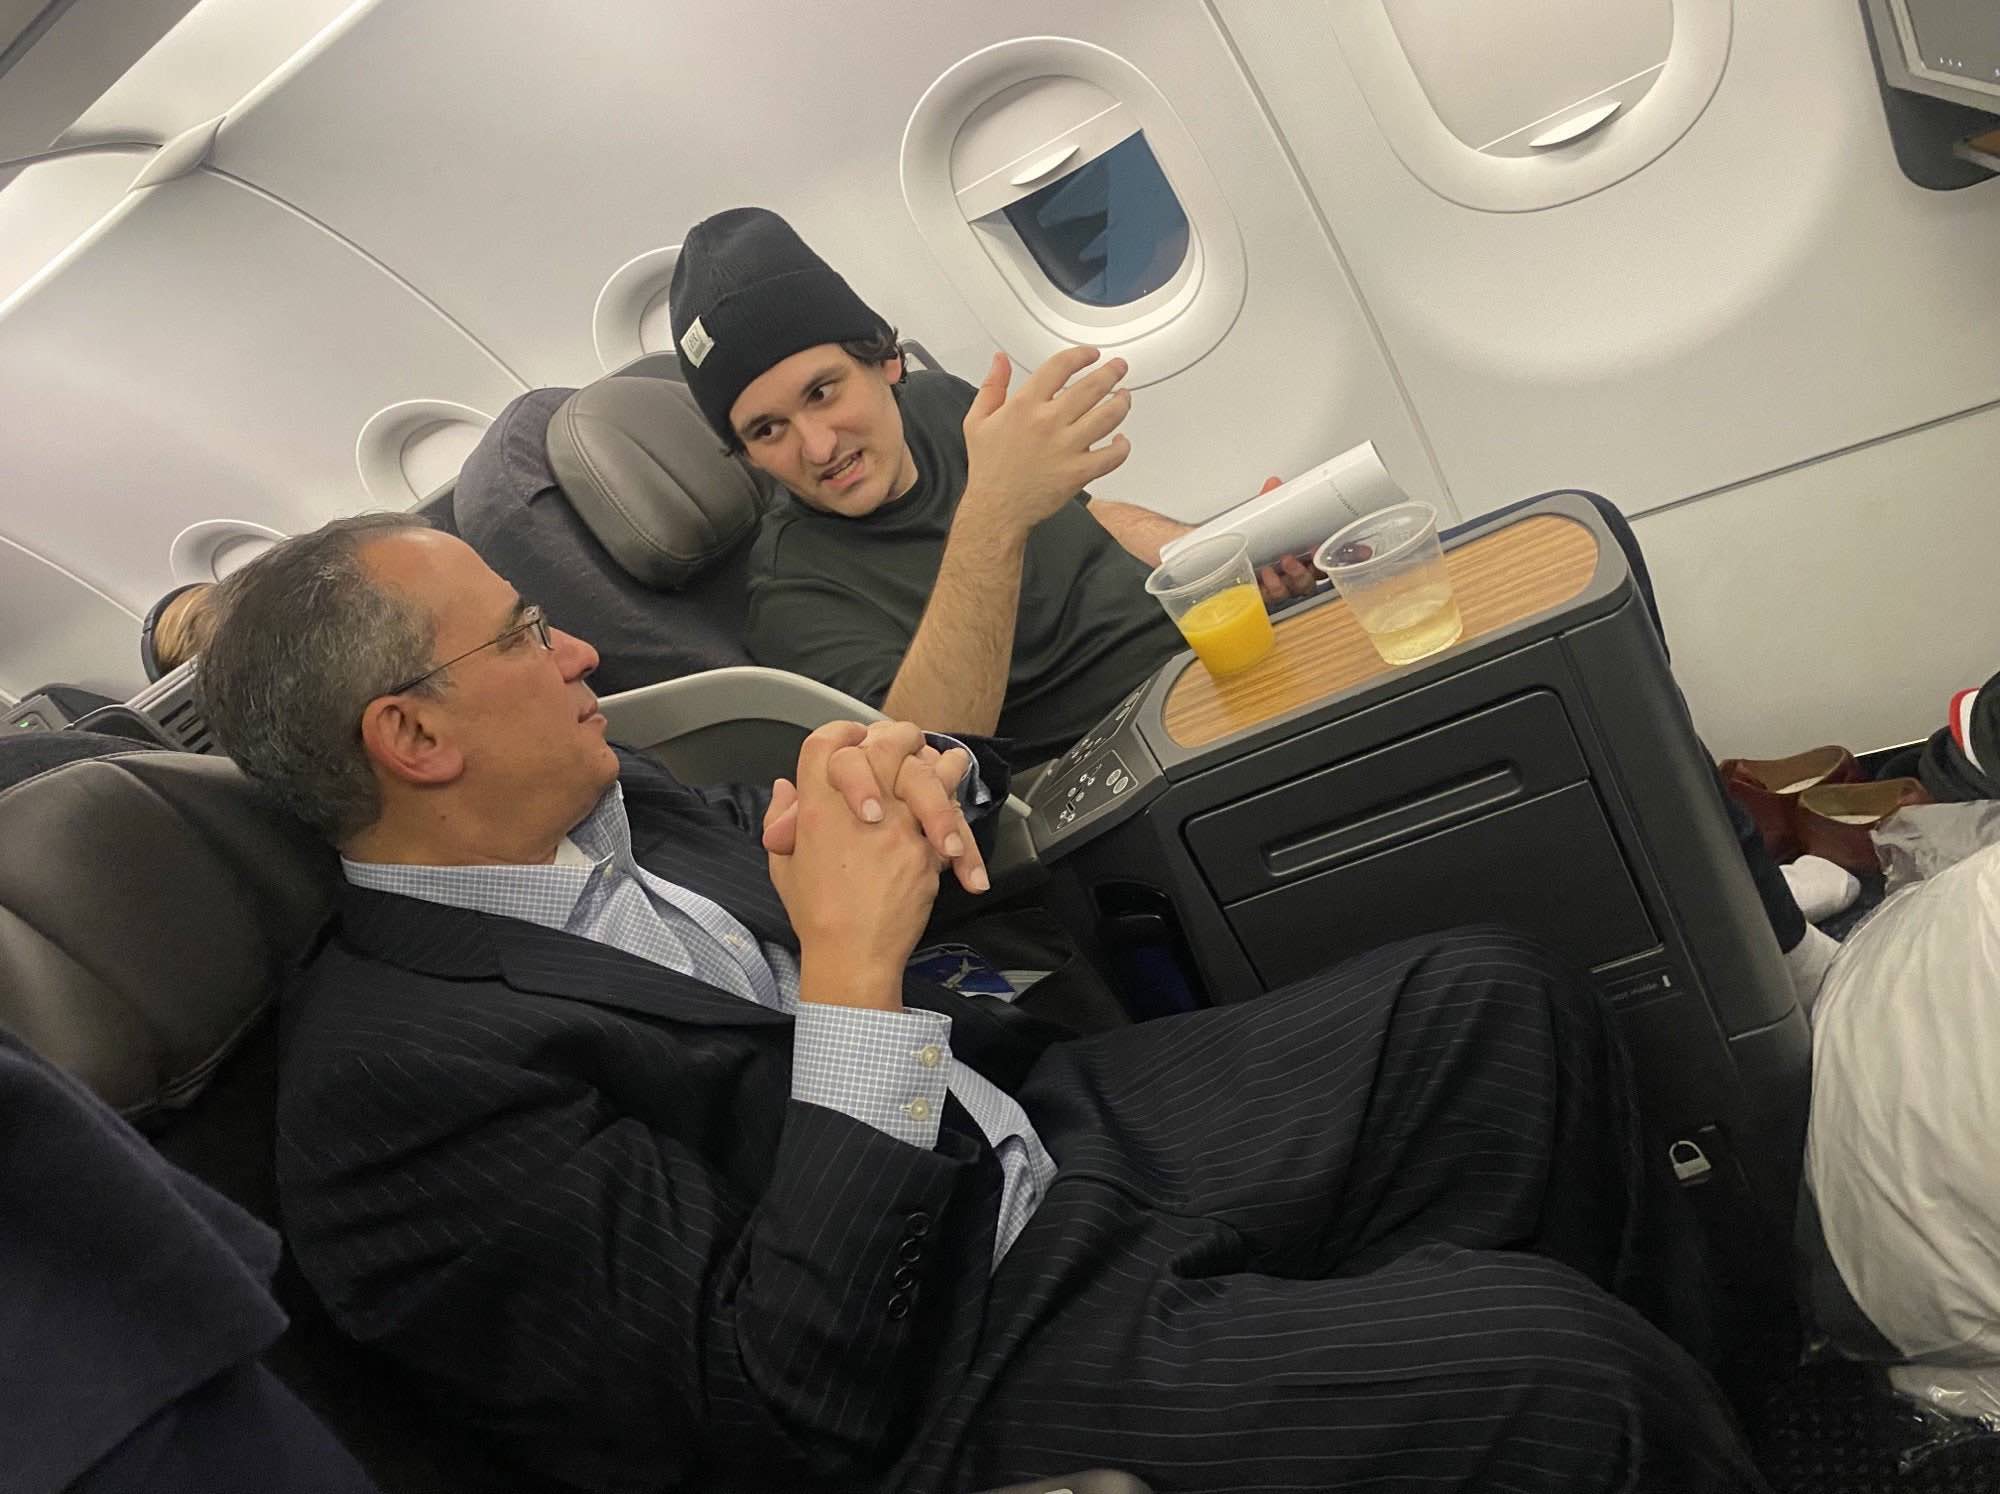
[998,132,1190,310]
[905,38,1247,382]
[1308,0,1730,210]
[1383,0,1671,155]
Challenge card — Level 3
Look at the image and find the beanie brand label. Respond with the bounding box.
[680,316,715,367]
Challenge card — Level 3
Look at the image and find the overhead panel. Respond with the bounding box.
[53,0,366,146]
[0,167,523,618]
[0,0,198,166]
[0,534,143,702]
[0,150,137,302]
[205,0,1442,523]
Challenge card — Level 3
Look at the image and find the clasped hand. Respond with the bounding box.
[763,720,989,1009]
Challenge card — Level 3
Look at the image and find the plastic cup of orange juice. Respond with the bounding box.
[1144,531,1274,678]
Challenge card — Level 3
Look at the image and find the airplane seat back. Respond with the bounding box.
[0,741,543,1492]
[449,379,760,697]
[0,747,335,1137]
[410,477,461,536]
[608,349,687,381]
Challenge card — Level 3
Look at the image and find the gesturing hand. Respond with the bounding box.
[959,347,1133,541]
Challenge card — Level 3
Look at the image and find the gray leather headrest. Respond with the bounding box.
[0,751,337,1120]
[544,376,763,590]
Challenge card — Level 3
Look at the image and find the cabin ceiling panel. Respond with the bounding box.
[1217,0,2000,519]
[0,150,136,302]
[0,535,143,702]
[0,168,524,618]
[0,0,197,165]
[208,0,1027,387]
[54,0,363,147]
[199,0,1441,525]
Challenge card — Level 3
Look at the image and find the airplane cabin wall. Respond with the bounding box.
[0,0,1992,759]
[1214,0,2000,756]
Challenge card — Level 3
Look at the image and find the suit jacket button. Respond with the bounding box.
[906,1211,932,1235]
[887,1294,912,1320]
[892,1264,918,1288]
[898,1237,924,1263]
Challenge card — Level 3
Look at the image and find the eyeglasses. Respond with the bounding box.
[385,603,552,696]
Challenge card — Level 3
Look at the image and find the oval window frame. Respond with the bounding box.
[902,37,1247,387]
[354,399,493,507]
[1332,0,1732,212]
[592,244,682,374]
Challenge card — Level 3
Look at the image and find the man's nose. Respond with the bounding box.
[797,414,839,466]
[552,627,599,681]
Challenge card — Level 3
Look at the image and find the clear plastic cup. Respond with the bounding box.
[1312,502,1463,666]
[1144,531,1274,678]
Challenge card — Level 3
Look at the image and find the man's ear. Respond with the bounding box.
[358,694,465,788]
[883,350,905,386]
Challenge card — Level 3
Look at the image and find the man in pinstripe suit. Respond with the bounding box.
[198,514,1769,1494]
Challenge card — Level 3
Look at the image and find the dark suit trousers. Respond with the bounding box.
[923,928,1765,1494]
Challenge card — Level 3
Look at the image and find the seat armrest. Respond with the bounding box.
[598,667,1040,892]
[599,665,887,743]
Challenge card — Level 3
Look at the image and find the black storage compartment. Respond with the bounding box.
[1183,691,1587,900]
[1182,691,1655,985]
[1223,782,1655,988]
[1026,494,1810,1244]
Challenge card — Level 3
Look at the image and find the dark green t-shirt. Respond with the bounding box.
[744,370,1182,768]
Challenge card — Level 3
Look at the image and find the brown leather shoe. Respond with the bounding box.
[1796,778,1933,873]
[1719,747,1862,863]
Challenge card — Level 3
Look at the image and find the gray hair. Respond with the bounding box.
[197,512,444,844]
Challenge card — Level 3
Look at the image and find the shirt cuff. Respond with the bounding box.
[791,1003,953,1149]
[924,732,992,809]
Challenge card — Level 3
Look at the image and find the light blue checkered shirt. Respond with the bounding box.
[342,783,1055,1268]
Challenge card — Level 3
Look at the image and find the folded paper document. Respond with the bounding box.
[1161,441,1407,571]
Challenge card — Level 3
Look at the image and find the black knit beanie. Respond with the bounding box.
[670,207,894,444]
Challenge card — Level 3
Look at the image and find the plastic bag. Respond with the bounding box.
[1887,1366,2000,1471]
[1806,833,2000,1456]
[1872,801,2000,892]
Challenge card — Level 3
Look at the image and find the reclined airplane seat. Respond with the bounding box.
[0,738,1137,1494]
[0,743,561,1492]
[448,377,760,695]
[446,371,914,790]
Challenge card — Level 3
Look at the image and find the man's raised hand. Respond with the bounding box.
[959,347,1133,540]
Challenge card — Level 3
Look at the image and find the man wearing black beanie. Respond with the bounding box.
[671,206,1313,770]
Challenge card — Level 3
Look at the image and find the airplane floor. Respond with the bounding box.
[1752,1360,2000,1492]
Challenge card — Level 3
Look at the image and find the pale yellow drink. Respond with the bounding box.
[1314,503,1464,668]
[1350,583,1463,665]
[1174,583,1274,675]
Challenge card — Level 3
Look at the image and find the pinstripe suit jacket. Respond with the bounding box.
[275,748,1064,1493]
